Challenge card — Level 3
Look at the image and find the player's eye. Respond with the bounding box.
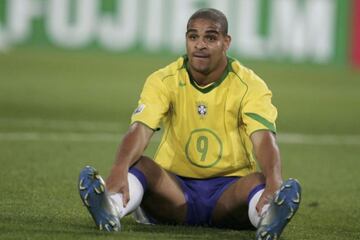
[206,35,217,42]
[187,34,198,40]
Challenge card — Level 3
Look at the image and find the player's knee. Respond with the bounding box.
[252,172,265,184]
[133,155,149,168]
[133,156,160,175]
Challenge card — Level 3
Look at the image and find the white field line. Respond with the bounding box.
[0,131,359,145]
[0,117,122,132]
[277,133,360,145]
[0,118,359,145]
[0,132,122,142]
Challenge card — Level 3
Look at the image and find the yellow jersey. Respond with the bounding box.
[131,56,277,178]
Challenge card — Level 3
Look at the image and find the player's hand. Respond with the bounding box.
[256,187,275,214]
[256,180,282,215]
[106,166,130,207]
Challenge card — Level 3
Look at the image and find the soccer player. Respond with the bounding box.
[78,8,301,240]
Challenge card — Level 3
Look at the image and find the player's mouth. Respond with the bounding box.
[192,52,210,59]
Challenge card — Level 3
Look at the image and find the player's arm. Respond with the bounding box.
[106,122,154,206]
[250,130,283,212]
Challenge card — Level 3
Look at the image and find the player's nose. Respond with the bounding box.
[195,38,207,49]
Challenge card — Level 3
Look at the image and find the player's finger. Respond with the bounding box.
[256,194,270,213]
[122,188,130,207]
[256,199,264,214]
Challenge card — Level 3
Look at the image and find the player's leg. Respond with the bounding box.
[130,156,187,224]
[79,165,149,231]
[211,172,266,229]
[79,156,187,231]
[211,173,301,239]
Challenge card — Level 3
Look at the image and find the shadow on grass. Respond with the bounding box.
[128,222,255,239]
[0,213,255,240]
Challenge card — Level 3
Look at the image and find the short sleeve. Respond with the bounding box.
[131,73,170,130]
[241,73,277,136]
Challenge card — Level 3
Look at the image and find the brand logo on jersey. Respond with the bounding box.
[197,103,207,118]
[179,80,186,87]
[133,104,145,115]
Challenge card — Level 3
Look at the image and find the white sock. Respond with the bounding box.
[248,189,270,228]
[108,173,144,218]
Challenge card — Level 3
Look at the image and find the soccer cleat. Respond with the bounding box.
[256,178,302,240]
[78,166,121,231]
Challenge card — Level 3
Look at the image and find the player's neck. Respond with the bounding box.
[190,58,228,86]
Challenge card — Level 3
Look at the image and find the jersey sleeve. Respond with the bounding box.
[131,73,171,130]
[241,71,278,136]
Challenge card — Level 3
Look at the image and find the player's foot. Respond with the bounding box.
[256,178,301,240]
[78,165,121,231]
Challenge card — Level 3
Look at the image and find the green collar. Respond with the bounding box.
[183,55,233,94]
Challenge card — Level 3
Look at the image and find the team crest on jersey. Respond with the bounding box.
[197,102,208,118]
[133,104,145,115]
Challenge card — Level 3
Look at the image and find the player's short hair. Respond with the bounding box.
[187,8,229,36]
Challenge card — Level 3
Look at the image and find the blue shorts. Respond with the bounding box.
[176,176,239,226]
[129,168,239,226]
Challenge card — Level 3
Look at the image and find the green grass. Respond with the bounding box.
[0,48,360,239]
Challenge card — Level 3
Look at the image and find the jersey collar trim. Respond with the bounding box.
[182,55,234,94]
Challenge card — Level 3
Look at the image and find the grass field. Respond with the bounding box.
[0,48,360,240]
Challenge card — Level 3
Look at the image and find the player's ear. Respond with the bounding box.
[223,34,231,51]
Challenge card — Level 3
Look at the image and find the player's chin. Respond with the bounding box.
[190,60,211,74]
[192,64,210,74]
